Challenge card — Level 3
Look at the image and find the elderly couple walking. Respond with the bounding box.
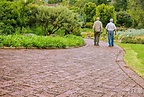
[93,17,116,47]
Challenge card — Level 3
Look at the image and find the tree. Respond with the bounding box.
[116,11,132,27]
[83,2,96,22]
[139,0,144,8]
[33,5,81,35]
[0,1,32,34]
[127,0,144,28]
[95,4,116,27]
[113,0,128,11]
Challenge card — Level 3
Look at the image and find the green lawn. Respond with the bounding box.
[118,43,144,78]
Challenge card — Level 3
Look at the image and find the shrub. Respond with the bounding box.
[0,35,84,49]
[83,2,96,22]
[0,1,81,36]
[85,22,93,28]
[0,1,32,35]
[32,5,81,36]
[95,4,116,27]
[121,36,144,44]
[81,28,93,38]
[116,11,132,28]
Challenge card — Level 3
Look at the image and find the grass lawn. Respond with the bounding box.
[118,43,144,78]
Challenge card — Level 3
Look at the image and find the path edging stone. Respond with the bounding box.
[116,46,144,89]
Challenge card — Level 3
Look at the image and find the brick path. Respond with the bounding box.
[0,39,144,97]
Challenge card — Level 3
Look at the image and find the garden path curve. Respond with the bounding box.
[0,39,144,97]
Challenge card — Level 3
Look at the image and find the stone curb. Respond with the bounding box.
[116,46,144,89]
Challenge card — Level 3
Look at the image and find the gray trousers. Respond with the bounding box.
[94,31,100,45]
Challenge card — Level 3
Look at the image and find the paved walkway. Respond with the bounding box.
[0,39,144,97]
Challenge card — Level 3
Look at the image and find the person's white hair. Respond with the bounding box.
[96,17,100,20]
[110,19,113,22]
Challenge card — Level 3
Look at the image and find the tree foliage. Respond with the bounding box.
[31,5,81,35]
[1,0,144,35]
[116,11,132,27]
[113,0,128,11]
[0,1,81,35]
[127,0,144,28]
[96,4,116,27]
[0,1,31,34]
[83,2,96,22]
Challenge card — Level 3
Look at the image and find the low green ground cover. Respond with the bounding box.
[0,35,85,49]
[118,43,144,78]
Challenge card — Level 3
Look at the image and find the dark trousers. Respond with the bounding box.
[94,31,100,45]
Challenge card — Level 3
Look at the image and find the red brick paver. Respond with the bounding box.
[0,39,144,97]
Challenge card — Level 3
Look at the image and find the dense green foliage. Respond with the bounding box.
[127,0,144,28]
[118,43,144,78]
[0,35,84,48]
[113,0,128,11]
[33,5,81,36]
[0,1,81,36]
[0,0,144,40]
[83,2,96,22]
[96,4,116,27]
[0,1,31,34]
[116,11,132,27]
[67,0,143,29]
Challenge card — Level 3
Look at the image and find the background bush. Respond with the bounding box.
[32,5,81,36]
[83,2,96,22]
[0,1,81,36]
[0,1,32,35]
[116,11,132,27]
[85,22,93,28]
[95,4,116,27]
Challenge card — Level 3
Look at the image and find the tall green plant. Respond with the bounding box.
[0,1,32,34]
[95,4,116,27]
[34,5,81,36]
[83,2,96,22]
[113,0,128,11]
[116,11,132,27]
[0,1,17,34]
[127,0,144,28]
